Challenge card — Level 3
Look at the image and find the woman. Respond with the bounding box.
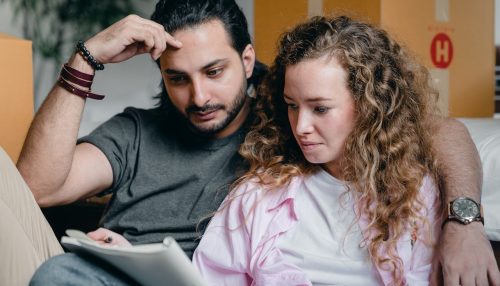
[193,15,442,285]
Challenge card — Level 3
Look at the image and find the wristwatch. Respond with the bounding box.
[443,197,484,228]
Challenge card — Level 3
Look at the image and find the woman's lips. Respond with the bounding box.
[300,141,321,151]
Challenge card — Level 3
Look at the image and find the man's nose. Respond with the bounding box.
[191,78,210,107]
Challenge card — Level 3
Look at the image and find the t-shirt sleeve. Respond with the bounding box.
[77,108,141,195]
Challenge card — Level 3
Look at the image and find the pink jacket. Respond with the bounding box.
[193,175,441,286]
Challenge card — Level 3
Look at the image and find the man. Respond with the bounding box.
[0,0,496,285]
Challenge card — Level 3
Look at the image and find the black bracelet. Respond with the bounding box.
[76,40,104,71]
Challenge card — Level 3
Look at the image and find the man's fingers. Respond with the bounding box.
[165,31,182,49]
[128,22,176,60]
[488,264,500,286]
[86,227,109,241]
[133,16,182,48]
[442,271,459,286]
[144,23,168,59]
[141,30,156,53]
[476,270,489,286]
[133,16,181,58]
[83,14,182,64]
[86,228,129,246]
[458,274,475,286]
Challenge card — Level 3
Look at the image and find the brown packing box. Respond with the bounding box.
[254,0,494,117]
[0,33,34,163]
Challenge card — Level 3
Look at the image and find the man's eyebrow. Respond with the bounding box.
[163,58,229,75]
[164,68,185,75]
[202,58,228,70]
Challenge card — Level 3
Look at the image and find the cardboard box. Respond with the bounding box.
[0,33,34,162]
[254,0,494,117]
[254,0,309,65]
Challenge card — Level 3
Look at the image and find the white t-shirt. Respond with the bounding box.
[275,169,383,285]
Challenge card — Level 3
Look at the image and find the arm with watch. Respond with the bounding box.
[429,117,500,286]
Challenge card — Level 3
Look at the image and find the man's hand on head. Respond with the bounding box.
[430,222,500,286]
[84,14,183,65]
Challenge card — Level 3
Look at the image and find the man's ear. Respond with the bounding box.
[241,44,256,79]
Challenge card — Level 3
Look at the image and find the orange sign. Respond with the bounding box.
[430,33,453,69]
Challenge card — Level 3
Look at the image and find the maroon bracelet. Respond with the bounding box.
[61,66,92,89]
[63,64,94,81]
[58,78,105,100]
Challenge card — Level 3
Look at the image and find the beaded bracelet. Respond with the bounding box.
[76,40,105,71]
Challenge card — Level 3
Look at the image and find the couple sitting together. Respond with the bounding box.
[1,0,498,285]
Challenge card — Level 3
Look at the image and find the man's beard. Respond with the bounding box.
[184,82,248,136]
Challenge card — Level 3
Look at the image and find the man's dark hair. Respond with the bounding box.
[151,0,267,109]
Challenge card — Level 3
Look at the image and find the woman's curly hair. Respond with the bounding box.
[235,15,441,284]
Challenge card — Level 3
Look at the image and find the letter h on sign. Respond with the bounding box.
[431,33,453,69]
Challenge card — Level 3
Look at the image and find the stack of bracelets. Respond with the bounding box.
[57,41,105,100]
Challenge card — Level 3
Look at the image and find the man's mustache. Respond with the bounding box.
[186,104,224,113]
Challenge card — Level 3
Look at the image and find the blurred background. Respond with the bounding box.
[0,0,498,139]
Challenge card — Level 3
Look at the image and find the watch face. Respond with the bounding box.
[452,198,479,220]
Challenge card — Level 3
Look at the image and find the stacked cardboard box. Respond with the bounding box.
[254,0,494,117]
[0,33,34,162]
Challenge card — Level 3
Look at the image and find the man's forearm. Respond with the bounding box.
[430,117,482,203]
[17,54,93,200]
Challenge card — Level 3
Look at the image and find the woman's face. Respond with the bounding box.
[284,56,356,178]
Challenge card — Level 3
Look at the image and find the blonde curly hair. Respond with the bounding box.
[234,15,441,284]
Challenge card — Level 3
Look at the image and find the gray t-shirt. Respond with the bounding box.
[78,107,247,258]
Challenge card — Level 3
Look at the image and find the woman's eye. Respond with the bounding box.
[287,103,298,110]
[314,106,330,113]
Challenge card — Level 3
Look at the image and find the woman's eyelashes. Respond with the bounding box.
[286,103,298,110]
[314,106,331,114]
[285,101,331,115]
